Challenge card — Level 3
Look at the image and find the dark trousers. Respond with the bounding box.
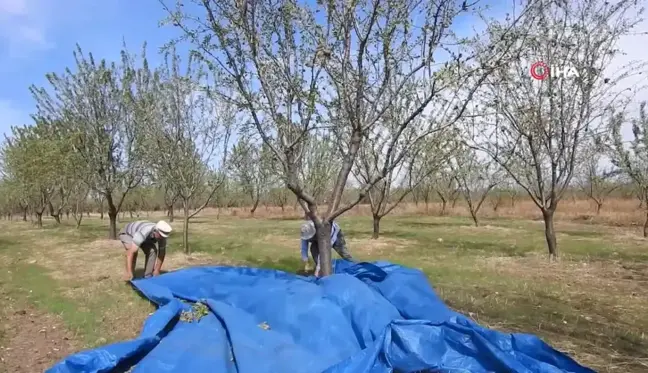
[310,230,353,268]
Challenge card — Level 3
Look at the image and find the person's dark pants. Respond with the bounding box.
[310,230,353,269]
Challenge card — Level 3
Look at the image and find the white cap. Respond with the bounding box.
[155,220,172,237]
[300,221,316,240]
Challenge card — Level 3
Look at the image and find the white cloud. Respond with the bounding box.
[0,0,55,57]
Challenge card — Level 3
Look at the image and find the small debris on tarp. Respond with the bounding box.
[258,321,270,330]
[180,302,209,322]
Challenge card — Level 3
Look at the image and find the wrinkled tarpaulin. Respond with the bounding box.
[47,260,595,373]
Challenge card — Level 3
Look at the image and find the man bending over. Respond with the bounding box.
[119,220,172,281]
[300,220,353,276]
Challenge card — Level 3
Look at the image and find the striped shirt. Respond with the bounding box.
[123,220,166,249]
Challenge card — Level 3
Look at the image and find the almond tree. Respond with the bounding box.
[468,0,644,260]
[161,0,531,275]
[69,183,90,228]
[412,181,435,213]
[609,102,648,237]
[142,50,233,253]
[300,134,341,205]
[229,136,274,216]
[576,135,619,214]
[29,45,148,239]
[1,121,80,228]
[354,123,454,238]
[1,129,50,226]
[432,167,461,215]
[450,144,501,226]
[489,178,518,212]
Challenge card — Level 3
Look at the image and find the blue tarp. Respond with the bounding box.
[47,260,594,373]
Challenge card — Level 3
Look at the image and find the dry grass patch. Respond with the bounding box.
[477,254,648,334]
[32,239,123,282]
[347,237,413,256]
[31,238,224,283]
[479,254,648,293]
[35,239,228,345]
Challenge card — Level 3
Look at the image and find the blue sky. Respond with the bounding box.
[0,0,177,136]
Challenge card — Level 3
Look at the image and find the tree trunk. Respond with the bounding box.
[470,209,479,226]
[74,212,83,229]
[315,221,332,276]
[596,201,602,215]
[493,197,501,212]
[440,199,447,215]
[22,207,27,221]
[66,210,70,220]
[35,212,43,228]
[105,194,118,240]
[372,214,381,239]
[643,208,648,238]
[167,205,175,222]
[542,209,558,261]
[48,202,61,224]
[183,202,190,254]
[250,195,260,216]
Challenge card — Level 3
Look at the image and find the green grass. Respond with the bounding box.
[1,213,647,372]
[0,263,102,344]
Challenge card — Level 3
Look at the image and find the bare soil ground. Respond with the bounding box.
[0,299,78,373]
